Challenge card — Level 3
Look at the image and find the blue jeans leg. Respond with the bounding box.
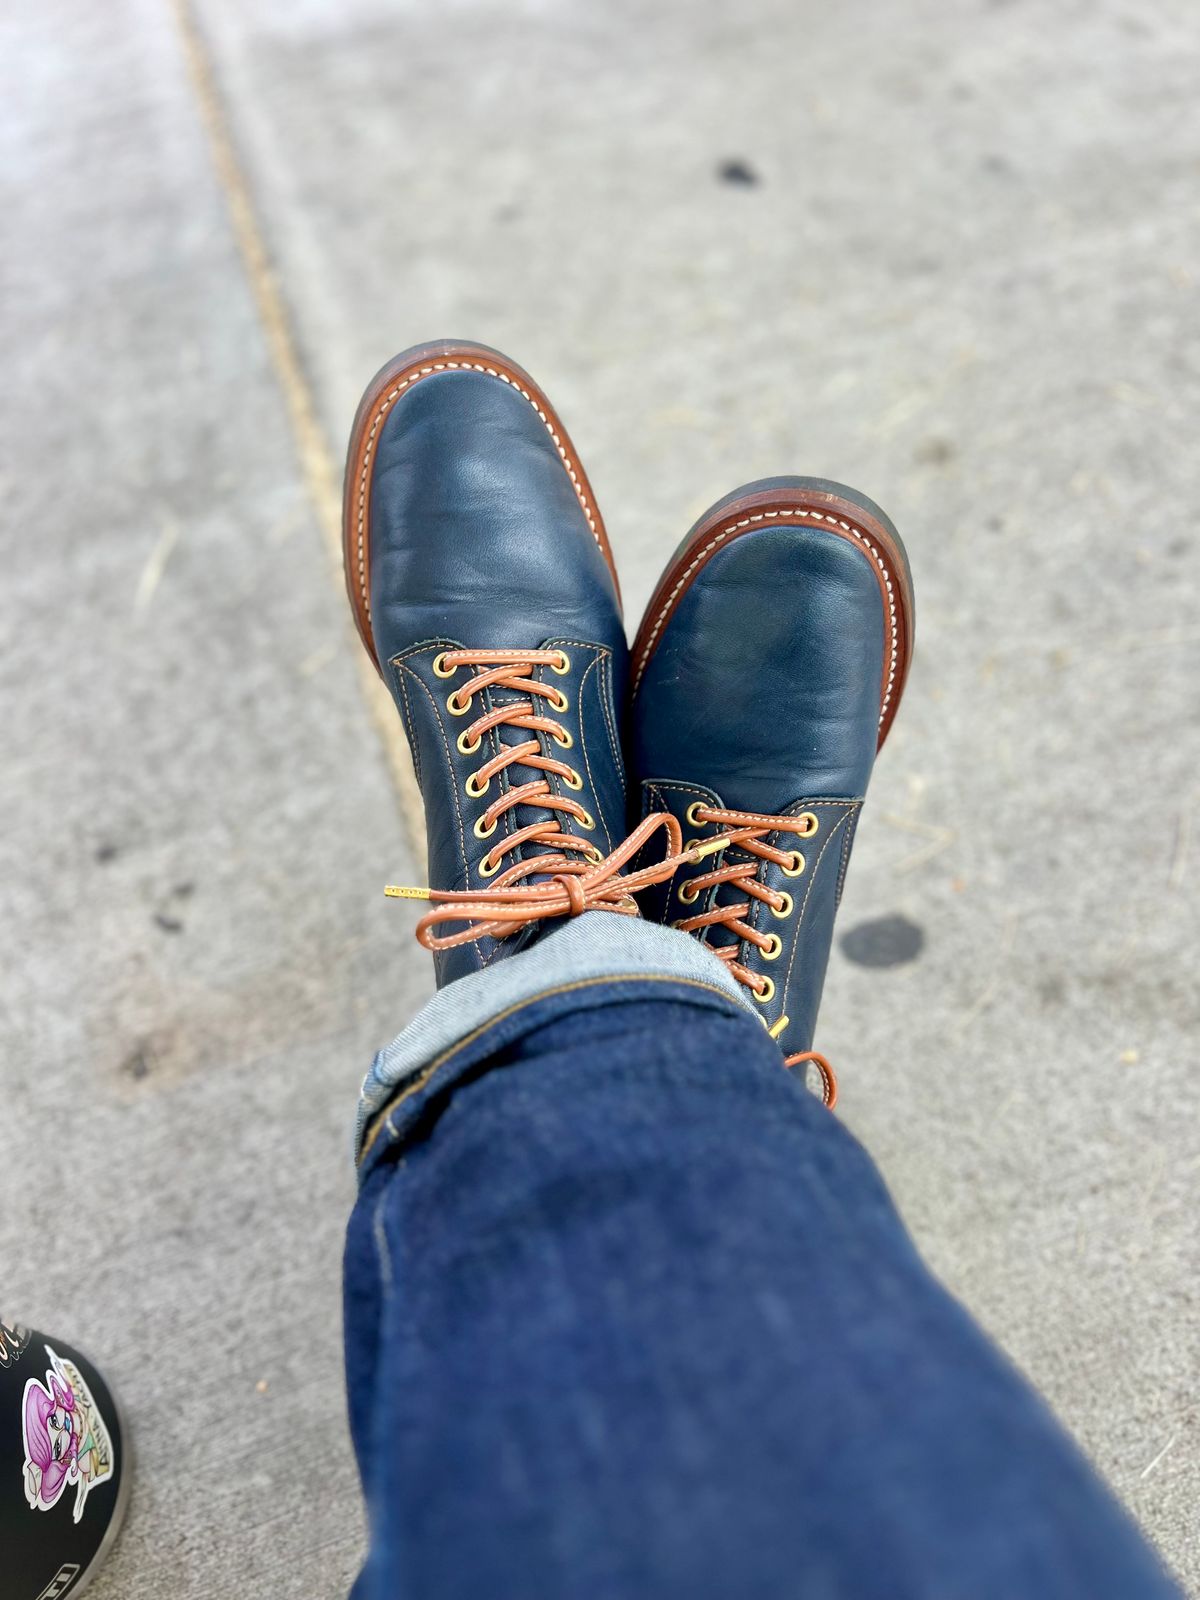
[344,987,1181,1600]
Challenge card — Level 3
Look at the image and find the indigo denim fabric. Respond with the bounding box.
[344,985,1181,1600]
[355,912,749,1155]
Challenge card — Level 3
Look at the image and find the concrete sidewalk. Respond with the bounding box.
[1,1,1195,1595]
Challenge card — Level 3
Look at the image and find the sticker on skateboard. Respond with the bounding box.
[21,1346,114,1524]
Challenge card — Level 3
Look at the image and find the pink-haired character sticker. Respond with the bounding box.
[22,1346,114,1523]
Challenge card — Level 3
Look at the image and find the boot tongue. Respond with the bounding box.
[705,841,758,956]
[487,680,585,880]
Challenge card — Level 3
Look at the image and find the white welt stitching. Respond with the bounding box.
[355,361,601,622]
[633,510,900,728]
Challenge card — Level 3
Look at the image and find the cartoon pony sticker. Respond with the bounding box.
[22,1346,114,1523]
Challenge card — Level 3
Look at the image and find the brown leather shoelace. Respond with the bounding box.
[387,654,835,1108]
[387,647,698,947]
[671,802,838,1108]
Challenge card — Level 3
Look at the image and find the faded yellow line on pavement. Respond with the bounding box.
[170,0,426,856]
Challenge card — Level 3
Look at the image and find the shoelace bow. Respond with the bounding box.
[387,652,835,1109]
[672,803,837,1108]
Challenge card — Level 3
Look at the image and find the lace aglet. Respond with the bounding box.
[688,838,725,862]
[768,1014,790,1041]
[385,885,432,901]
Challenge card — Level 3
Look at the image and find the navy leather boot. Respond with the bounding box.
[629,479,915,1104]
[343,340,682,985]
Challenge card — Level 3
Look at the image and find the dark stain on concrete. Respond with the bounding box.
[718,158,759,187]
[915,436,957,466]
[1037,973,1066,1008]
[122,1045,154,1081]
[841,913,925,968]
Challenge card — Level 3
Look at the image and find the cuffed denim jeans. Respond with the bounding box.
[343,917,1181,1599]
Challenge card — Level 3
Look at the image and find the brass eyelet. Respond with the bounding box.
[678,880,700,905]
[548,689,569,713]
[552,727,574,750]
[753,977,776,1004]
[684,839,700,855]
[771,892,794,920]
[551,651,571,675]
[761,933,783,961]
[577,809,595,831]
[432,652,456,679]
[797,811,819,837]
[685,800,707,828]
[447,692,471,717]
[584,845,604,864]
[478,853,501,878]
[473,815,498,840]
[465,773,490,799]
[457,729,482,756]
[562,770,583,791]
[782,851,806,877]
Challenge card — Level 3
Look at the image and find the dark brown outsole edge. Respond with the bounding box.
[341,339,619,674]
[630,481,915,750]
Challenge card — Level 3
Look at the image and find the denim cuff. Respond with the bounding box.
[356,912,755,1165]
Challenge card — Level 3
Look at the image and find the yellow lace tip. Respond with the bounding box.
[384,885,432,901]
[689,838,725,862]
[768,1015,790,1041]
